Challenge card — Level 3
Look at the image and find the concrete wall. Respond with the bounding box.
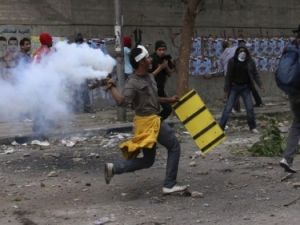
[0,0,293,105]
[0,0,299,39]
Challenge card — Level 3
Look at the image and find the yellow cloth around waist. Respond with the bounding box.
[119,115,161,159]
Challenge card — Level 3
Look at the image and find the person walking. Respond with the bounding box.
[219,46,263,133]
[104,45,187,194]
[279,25,300,173]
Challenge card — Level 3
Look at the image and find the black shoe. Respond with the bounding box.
[254,103,264,107]
[280,158,297,173]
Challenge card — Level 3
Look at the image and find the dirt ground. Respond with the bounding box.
[0,116,300,225]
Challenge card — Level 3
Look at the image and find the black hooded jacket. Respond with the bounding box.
[224,47,262,92]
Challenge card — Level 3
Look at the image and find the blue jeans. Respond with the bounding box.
[283,95,300,165]
[220,84,256,130]
[113,121,181,188]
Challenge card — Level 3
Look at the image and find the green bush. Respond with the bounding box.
[248,117,285,157]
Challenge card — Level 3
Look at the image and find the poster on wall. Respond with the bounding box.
[189,36,290,77]
[0,26,31,78]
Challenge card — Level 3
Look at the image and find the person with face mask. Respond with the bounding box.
[219,47,264,133]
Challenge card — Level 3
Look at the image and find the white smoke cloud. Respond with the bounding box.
[0,41,116,127]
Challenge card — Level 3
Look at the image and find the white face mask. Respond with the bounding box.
[238,52,246,62]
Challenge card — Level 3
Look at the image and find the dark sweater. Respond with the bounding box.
[225,58,262,92]
[231,61,250,84]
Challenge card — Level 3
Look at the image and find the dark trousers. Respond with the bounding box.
[233,85,263,111]
[283,95,300,165]
[73,81,92,112]
[113,121,181,188]
[220,84,256,130]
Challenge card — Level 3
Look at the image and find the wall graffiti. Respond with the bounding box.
[0,26,31,80]
[189,37,291,77]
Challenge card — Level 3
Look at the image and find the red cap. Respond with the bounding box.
[39,32,53,46]
[123,36,132,48]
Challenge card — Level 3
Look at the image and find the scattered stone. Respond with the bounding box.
[150,196,165,204]
[14,197,22,202]
[4,148,15,154]
[11,141,19,146]
[243,217,251,221]
[197,171,209,175]
[47,171,58,177]
[72,158,83,163]
[89,153,100,158]
[31,140,50,147]
[203,203,209,207]
[71,136,87,142]
[292,182,300,188]
[222,168,233,173]
[43,153,60,158]
[40,182,45,188]
[189,161,197,167]
[94,214,116,225]
[19,217,38,225]
[191,191,204,198]
[61,139,76,147]
[190,151,205,160]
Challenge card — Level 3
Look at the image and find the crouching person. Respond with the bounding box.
[104,45,187,194]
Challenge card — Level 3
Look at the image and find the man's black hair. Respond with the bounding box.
[238,39,246,47]
[20,37,31,46]
[130,47,143,69]
[75,33,84,44]
[8,37,18,44]
[155,40,167,50]
[0,36,7,42]
[222,40,229,50]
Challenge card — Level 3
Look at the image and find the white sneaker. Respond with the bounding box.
[280,158,297,173]
[250,128,259,134]
[104,163,114,184]
[162,184,188,194]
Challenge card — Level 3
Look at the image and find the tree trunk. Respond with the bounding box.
[177,0,203,97]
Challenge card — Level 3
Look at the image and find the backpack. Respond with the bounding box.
[275,44,300,95]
